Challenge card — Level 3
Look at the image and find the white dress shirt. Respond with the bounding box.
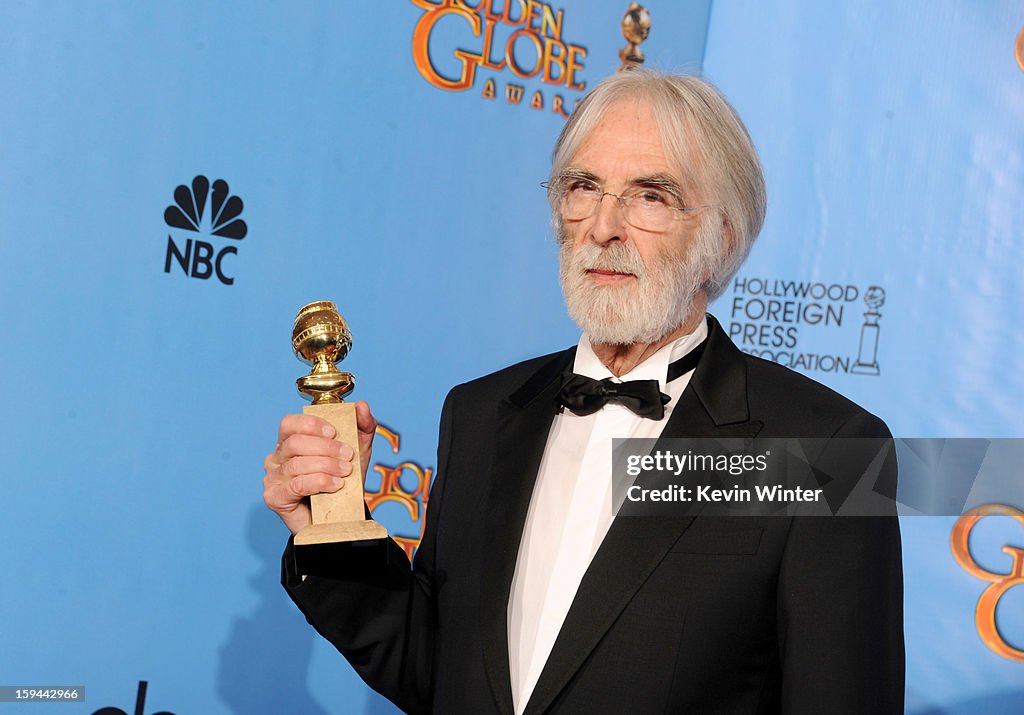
[508,318,709,714]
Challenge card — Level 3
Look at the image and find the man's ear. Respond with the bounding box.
[719,213,735,263]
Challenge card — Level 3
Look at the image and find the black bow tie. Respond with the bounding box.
[557,337,707,420]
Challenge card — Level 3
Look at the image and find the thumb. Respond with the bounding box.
[354,400,377,467]
[355,400,377,438]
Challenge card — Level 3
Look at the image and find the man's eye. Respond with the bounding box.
[566,180,600,194]
[632,189,671,206]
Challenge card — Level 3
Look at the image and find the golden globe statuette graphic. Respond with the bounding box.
[851,286,885,375]
[618,3,651,71]
[291,301,388,575]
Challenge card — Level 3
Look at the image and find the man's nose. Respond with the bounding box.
[589,193,627,244]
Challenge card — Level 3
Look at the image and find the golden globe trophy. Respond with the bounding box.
[618,3,651,71]
[291,300,388,575]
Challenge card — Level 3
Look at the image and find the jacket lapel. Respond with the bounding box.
[523,316,764,714]
[480,348,576,715]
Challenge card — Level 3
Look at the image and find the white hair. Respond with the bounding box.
[549,69,766,300]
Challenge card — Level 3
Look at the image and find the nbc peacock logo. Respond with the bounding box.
[162,175,247,285]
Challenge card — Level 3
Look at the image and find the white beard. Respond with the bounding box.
[559,238,704,345]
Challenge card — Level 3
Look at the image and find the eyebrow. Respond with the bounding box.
[631,173,686,201]
[557,167,601,184]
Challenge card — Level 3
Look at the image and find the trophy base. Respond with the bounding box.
[295,519,388,545]
[851,362,880,376]
[293,520,389,577]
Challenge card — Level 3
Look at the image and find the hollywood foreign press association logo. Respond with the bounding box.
[727,277,887,376]
[162,175,246,285]
[851,286,885,375]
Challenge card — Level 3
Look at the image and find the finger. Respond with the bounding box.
[355,401,377,447]
[285,473,347,499]
[353,401,377,474]
[278,413,336,444]
[264,473,345,512]
[277,433,354,461]
[355,401,377,435]
[263,451,281,472]
[278,455,353,480]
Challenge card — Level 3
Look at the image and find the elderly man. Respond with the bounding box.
[264,70,904,714]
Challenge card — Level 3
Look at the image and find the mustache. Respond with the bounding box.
[566,241,647,278]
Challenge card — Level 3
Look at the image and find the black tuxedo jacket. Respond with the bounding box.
[284,316,905,714]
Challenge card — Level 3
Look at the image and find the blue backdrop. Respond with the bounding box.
[1,1,1021,712]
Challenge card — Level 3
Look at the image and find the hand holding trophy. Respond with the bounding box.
[289,300,388,575]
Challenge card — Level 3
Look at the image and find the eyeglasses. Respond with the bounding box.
[543,177,711,233]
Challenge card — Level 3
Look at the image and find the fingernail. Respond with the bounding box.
[338,444,353,460]
[321,424,335,437]
[338,460,353,475]
[331,477,344,490]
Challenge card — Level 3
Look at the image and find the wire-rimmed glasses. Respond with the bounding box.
[543,176,711,232]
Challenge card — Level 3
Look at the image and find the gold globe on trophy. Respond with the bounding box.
[291,301,388,575]
[293,300,355,404]
[619,3,651,71]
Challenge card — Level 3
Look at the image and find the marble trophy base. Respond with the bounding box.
[293,401,388,576]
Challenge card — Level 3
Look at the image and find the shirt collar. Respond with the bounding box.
[573,315,709,387]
